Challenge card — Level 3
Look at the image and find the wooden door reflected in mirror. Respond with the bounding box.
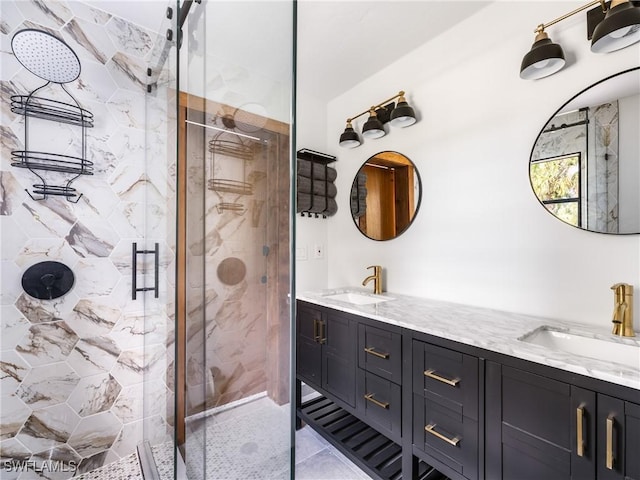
[351,151,421,241]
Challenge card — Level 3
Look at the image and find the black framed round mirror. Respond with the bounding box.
[350,151,422,241]
[530,67,639,234]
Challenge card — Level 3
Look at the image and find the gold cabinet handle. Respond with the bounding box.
[424,369,460,387]
[319,320,326,344]
[606,416,614,470]
[364,393,389,409]
[364,347,389,359]
[576,406,584,457]
[425,423,460,447]
[313,318,320,342]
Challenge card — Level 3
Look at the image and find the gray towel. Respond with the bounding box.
[297,193,338,216]
[297,159,337,182]
[297,176,337,198]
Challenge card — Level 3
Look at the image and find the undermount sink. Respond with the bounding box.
[323,292,393,305]
[520,327,640,370]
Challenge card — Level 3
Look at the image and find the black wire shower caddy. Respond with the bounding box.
[10,82,94,202]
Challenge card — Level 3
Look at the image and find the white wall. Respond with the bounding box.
[295,90,329,292]
[299,1,640,330]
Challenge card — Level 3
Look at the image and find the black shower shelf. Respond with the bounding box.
[208,138,253,161]
[207,178,253,195]
[11,95,94,128]
[11,151,94,175]
[298,395,450,480]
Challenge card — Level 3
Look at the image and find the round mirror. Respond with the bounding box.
[350,151,421,241]
[530,67,639,234]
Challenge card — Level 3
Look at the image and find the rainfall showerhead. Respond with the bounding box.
[11,29,81,84]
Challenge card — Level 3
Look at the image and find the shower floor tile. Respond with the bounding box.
[70,453,142,480]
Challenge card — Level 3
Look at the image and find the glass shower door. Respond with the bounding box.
[178,1,294,478]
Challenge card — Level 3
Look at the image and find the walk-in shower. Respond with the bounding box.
[1,0,294,479]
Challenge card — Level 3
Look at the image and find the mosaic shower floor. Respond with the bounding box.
[65,395,370,480]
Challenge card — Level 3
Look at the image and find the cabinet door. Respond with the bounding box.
[626,401,640,480]
[296,303,322,387]
[322,310,356,407]
[486,362,596,480]
[597,394,625,480]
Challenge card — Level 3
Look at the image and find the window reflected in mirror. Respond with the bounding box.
[350,151,421,241]
[530,67,640,234]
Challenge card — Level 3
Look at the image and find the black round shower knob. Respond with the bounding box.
[21,261,75,300]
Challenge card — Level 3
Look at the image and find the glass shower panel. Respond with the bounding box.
[179,1,294,479]
[143,1,180,478]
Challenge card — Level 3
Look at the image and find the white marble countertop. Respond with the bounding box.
[297,287,640,391]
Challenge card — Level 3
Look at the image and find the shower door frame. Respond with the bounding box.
[175,91,292,448]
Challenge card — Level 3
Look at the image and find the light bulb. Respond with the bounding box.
[609,25,632,38]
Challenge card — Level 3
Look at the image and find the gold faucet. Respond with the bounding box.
[362,265,382,294]
[611,283,635,337]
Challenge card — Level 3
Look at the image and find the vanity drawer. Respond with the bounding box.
[358,323,402,384]
[357,369,402,443]
[413,393,478,480]
[412,340,478,420]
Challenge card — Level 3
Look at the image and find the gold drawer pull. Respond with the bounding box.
[424,369,460,387]
[425,423,460,447]
[576,406,584,457]
[606,416,614,470]
[313,319,321,342]
[364,347,389,359]
[364,393,389,409]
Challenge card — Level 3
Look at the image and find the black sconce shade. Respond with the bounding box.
[520,32,566,80]
[591,1,640,52]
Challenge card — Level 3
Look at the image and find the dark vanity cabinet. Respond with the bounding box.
[296,302,357,407]
[486,362,640,480]
[296,300,640,480]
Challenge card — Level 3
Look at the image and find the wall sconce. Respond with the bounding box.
[520,0,640,80]
[339,91,417,148]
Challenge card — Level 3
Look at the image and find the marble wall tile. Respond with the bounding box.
[16,322,79,367]
[0,306,29,352]
[66,2,111,26]
[0,171,22,216]
[0,395,31,440]
[0,1,24,35]
[10,198,76,239]
[105,89,146,130]
[109,313,166,350]
[14,1,73,29]
[106,52,149,92]
[111,380,165,424]
[16,363,80,409]
[67,373,121,417]
[72,258,121,298]
[110,344,165,387]
[105,17,154,60]
[1,262,22,306]
[1,437,31,480]
[62,17,116,65]
[65,219,118,258]
[67,411,121,458]
[66,299,119,339]
[14,238,78,268]
[0,218,26,261]
[14,292,78,325]
[67,337,120,377]
[16,403,79,453]
[31,445,82,480]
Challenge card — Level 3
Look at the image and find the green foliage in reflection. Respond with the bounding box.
[531,156,580,226]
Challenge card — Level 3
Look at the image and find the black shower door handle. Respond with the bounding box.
[132,242,160,300]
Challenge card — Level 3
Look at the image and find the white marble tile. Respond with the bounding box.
[105,89,146,130]
[66,299,119,339]
[10,198,76,239]
[104,17,153,60]
[14,292,78,325]
[0,395,30,440]
[16,403,79,454]
[67,373,121,417]
[0,437,31,480]
[299,288,640,390]
[67,411,122,458]
[0,171,24,216]
[67,2,112,26]
[109,312,166,350]
[0,1,24,35]
[13,1,71,30]
[16,363,80,409]
[72,258,121,298]
[106,52,148,92]
[67,337,120,377]
[62,17,117,65]
[30,444,82,480]
[110,344,165,387]
[111,380,164,424]
[16,321,79,367]
[0,306,29,352]
[14,238,79,268]
[65,218,118,258]
[0,217,27,261]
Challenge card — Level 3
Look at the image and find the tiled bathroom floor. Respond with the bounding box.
[70,394,371,480]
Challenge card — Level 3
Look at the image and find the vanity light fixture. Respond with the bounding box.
[338,91,417,148]
[520,0,640,80]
